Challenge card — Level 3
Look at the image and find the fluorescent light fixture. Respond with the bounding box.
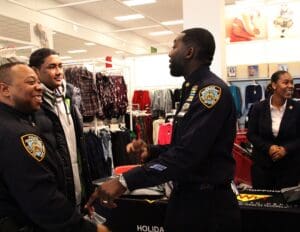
[161,19,183,26]
[115,14,144,21]
[18,55,29,61]
[84,42,96,46]
[123,0,156,6]
[115,50,124,54]
[60,56,72,59]
[149,30,174,36]
[67,49,87,54]
[72,24,78,32]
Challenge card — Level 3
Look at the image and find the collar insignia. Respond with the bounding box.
[21,134,46,162]
[182,103,191,111]
[199,85,222,108]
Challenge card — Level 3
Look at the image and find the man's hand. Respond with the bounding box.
[85,178,127,210]
[126,139,149,162]
[97,224,110,232]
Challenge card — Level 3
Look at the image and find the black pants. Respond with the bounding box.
[164,187,241,232]
[0,217,34,232]
[251,164,300,190]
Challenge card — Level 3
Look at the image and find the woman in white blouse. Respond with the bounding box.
[247,70,300,189]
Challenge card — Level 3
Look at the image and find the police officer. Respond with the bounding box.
[86,28,241,232]
[0,62,108,232]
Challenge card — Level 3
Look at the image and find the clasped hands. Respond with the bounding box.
[85,139,149,212]
[269,145,286,162]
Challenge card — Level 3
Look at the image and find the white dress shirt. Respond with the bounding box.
[270,95,287,137]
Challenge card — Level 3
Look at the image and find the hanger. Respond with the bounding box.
[252,80,258,86]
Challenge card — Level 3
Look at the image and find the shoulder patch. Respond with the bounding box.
[199,85,222,108]
[21,134,46,162]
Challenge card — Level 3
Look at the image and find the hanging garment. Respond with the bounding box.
[96,73,128,119]
[245,84,263,109]
[132,90,151,111]
[84,131,112,180]
[152,118,166,145]
[151,89,173,117]
[111,129,140,167]
[229,85,243,118]
[64,66,102,121]
[157,122,173,145]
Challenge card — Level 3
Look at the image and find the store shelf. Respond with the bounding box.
[228,77,269,82]
[228,76,300,82]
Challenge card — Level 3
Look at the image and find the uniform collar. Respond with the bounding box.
[184,66,210,88]
[0,102,34,121]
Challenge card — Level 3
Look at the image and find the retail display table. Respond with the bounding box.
[98,189,300,232]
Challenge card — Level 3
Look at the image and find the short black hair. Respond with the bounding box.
[271,70,289,84]
[0,62,26,84]
[29,48,59,68]
[182,28,215,65]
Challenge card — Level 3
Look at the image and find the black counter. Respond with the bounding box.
[96,189,300,232]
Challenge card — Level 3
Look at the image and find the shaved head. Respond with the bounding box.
[0,62,26,84]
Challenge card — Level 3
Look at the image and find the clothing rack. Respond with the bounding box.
[63,58,133,130]
[138,85,181,91]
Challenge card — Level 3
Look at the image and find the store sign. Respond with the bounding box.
[150,46,157,54]
[136,225,164,232]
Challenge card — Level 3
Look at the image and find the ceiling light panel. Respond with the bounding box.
[114,14,145,21]
[149,30,174,36]
[123,0,156,6]
[67,49,87,53]
[60,56,72,59]
[84,42,96,46]
[161,19,183,26]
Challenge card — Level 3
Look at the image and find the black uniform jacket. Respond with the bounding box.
[0,103,96,232]
[123,66,237,190]
[247,98,300,168]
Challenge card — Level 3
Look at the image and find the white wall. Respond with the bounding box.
[226,38,300,66]
[125,54,184,101]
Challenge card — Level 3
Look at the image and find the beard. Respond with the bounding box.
[169,61,184,77]
[13,97,40,113]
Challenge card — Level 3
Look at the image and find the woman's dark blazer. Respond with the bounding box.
[247,98,300,169]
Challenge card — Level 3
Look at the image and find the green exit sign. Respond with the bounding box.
[150,46,157,54]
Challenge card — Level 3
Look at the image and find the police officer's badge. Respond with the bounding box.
[199,85,222,108]
[21,134,46,162]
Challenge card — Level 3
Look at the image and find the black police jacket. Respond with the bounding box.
[124,66,237,190]
[0,103,96,232]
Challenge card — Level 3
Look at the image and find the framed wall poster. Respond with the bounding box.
[278,64,288,71]
[227,66,237,78]
[225,5,268,43]
[248,65,259,77]
[268,2,300,39]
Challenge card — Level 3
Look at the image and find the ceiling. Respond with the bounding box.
[0,0,236,62]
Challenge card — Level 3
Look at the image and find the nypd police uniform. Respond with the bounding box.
[0,103,96,232]
[123,66,241,232]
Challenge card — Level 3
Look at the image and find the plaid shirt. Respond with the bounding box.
[65,67,102,118]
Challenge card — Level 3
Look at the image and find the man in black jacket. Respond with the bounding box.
[86,28,241,232]
[29,48,93,209]
[0,62,107,232]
